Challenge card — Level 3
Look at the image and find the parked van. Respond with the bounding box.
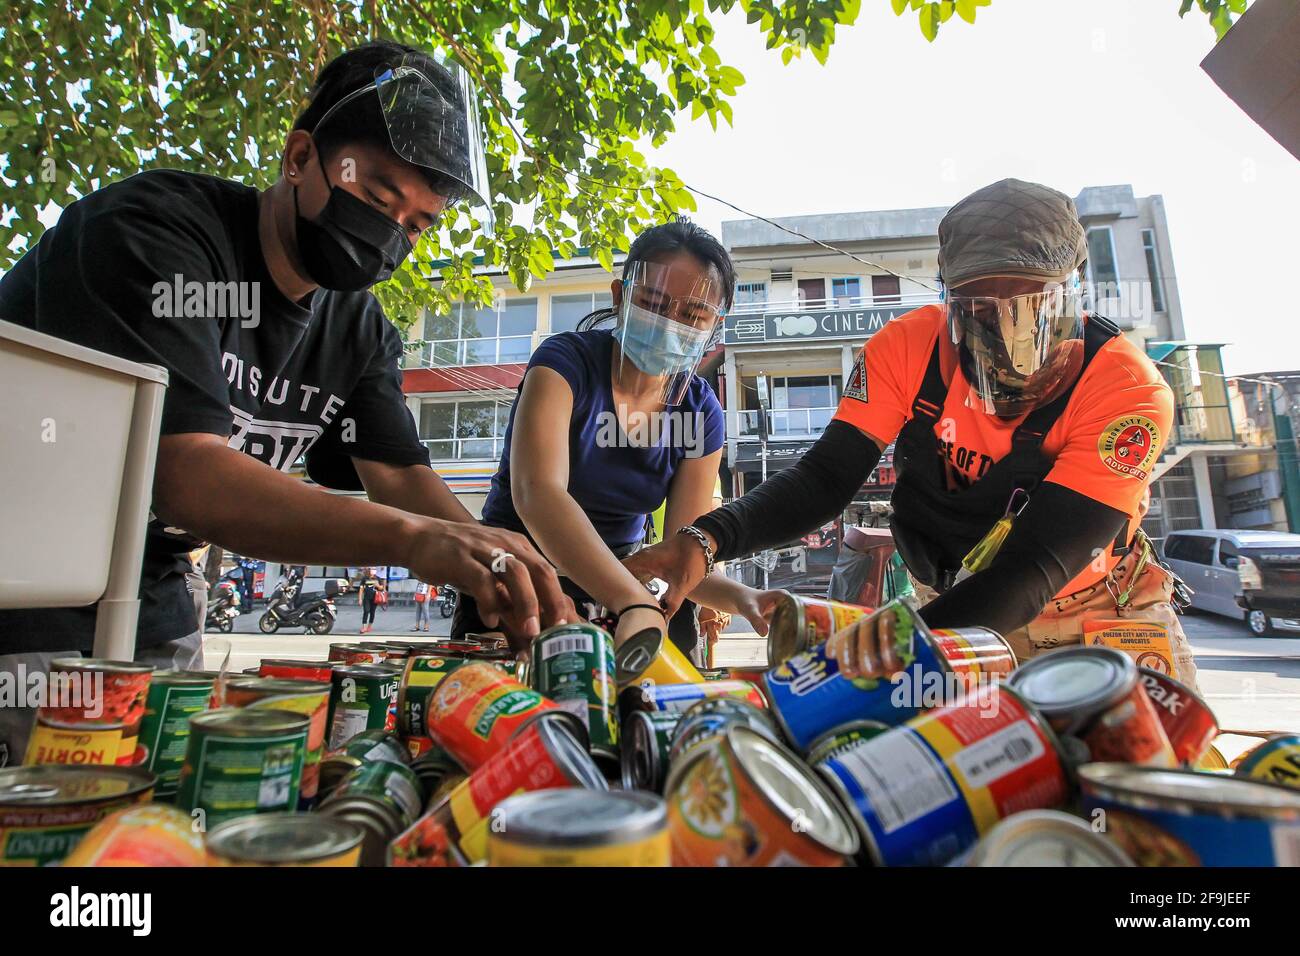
[1162,530,1300,636]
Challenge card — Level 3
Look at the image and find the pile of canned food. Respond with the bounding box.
[3,594,1298,867]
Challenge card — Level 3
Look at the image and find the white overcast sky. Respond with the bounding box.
[641,0,1300,376]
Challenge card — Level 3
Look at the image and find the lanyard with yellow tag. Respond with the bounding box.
[962,487,1031,574]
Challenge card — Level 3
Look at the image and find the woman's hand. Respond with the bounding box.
[825,605,906,680]
[730,588,784,637]
[622,533,711,619]
[613,604,667,650]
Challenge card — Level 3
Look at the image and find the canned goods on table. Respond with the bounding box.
[767,593,874,667]
[620,711,681,794]
[319,759,426,866]
[615,629,705,688]
[257,659,337,682]
[667,697,778,765]
[762,599,1016,752]
[136,670,217,800]
[225,677,331,807]
[427,662,587,771]
[328,644,387,666]
[488,790,669,866]
[0,766,155,867]
[618,680,766,717]
[1234,734,1300,789]
[963,810,1134,866]
[177,708,310,827]
[326,664,401,750]
[319,729,411,798]
[397,654,474,738]
[532,623,619,764]
[409,744,463,801]
[60,804,207,866]
[666,725,859,866]
[816,683,1071,867]
[207,813,363,867]
[1009,647,1177,768]
[30,658,153,766]
[1137,667,1218,766]
[1078,763,1300,866]
[388,717,606,867]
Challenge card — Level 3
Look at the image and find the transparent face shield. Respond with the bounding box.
[946,276,1085,417]
[312,54,495,235]
[613,259,727,409]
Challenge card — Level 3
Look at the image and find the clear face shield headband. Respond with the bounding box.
[946,275,1086,417]
[612,259,727,408]
[311,54,495,236]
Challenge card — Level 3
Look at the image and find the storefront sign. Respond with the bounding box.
[724,305,909,345]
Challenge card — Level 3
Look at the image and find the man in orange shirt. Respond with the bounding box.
[626,179,1198,688]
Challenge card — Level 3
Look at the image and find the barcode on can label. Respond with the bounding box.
[952,720,1044,790]
[542,634,594,660]
[836,730,957,834]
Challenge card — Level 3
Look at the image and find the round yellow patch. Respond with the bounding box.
[1097,414,1162,482]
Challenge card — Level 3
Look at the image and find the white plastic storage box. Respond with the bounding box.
[0,319,168,658]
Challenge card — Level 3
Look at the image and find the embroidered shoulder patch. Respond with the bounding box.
[843,352,868,403]
[1097,414,1161,482]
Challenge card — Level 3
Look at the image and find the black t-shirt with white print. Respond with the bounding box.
[0,169,429,652]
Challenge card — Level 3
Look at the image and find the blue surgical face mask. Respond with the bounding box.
[618,301,712,377]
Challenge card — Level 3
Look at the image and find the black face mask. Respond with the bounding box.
[293,154,414,292]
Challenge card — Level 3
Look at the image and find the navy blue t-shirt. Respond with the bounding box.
[481,330,724,550]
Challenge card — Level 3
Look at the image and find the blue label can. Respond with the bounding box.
[762,602,946,752]
[1079,763,1300,866]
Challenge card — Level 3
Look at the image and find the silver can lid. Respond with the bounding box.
[729,725,860,857]
[967,810,1134,866]
[1080,763,1300,818]
[614,629,665,683]
[207,812,364,863]
[1008,647,1135,722]
[492,790,666,847]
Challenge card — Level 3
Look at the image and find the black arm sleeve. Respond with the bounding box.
[918,481,1130,635]
[694,420,882,561]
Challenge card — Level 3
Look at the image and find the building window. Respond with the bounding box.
[760,374,842,437]
[735,282,768,307]
[550,291,614,334]
[871,274,901,304]
[419,297,538,367]
[418,398,512,460]
[831,277,861,303]
[1086,227,1120,303]
[1142,228,1167,313]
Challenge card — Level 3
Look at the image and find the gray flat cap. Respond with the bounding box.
[937,179,1088,289]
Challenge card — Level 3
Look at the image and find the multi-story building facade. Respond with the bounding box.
[391,183,1274,588]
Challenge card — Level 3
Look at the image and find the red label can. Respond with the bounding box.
[427,662,585,771]
[1138,667,1218,766]
[258,659,337,682]
[40,659,153,766]
[328,644,386,665]
[388,716,605,866]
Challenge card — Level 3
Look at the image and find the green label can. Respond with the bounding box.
[327,665,401,750]
[177,709,309,828]
[533,624,619,759]
[137,670,216,800]
[322,759,425,828]
[398,655,472,737]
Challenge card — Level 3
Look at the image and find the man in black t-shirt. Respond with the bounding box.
[0,41,573,764]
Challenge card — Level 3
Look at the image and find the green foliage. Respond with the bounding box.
[0,0,860,327]
[894,0,1250,41]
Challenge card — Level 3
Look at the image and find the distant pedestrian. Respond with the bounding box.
[358,567,383,634]
[412,579,432,632]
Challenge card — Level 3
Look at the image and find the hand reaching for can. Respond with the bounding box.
[406,518,579,651]
[826,606,905,680]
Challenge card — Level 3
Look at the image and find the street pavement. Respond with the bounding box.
[206,601,1297,763]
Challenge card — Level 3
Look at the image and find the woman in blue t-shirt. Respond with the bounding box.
[461,220,781,652]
